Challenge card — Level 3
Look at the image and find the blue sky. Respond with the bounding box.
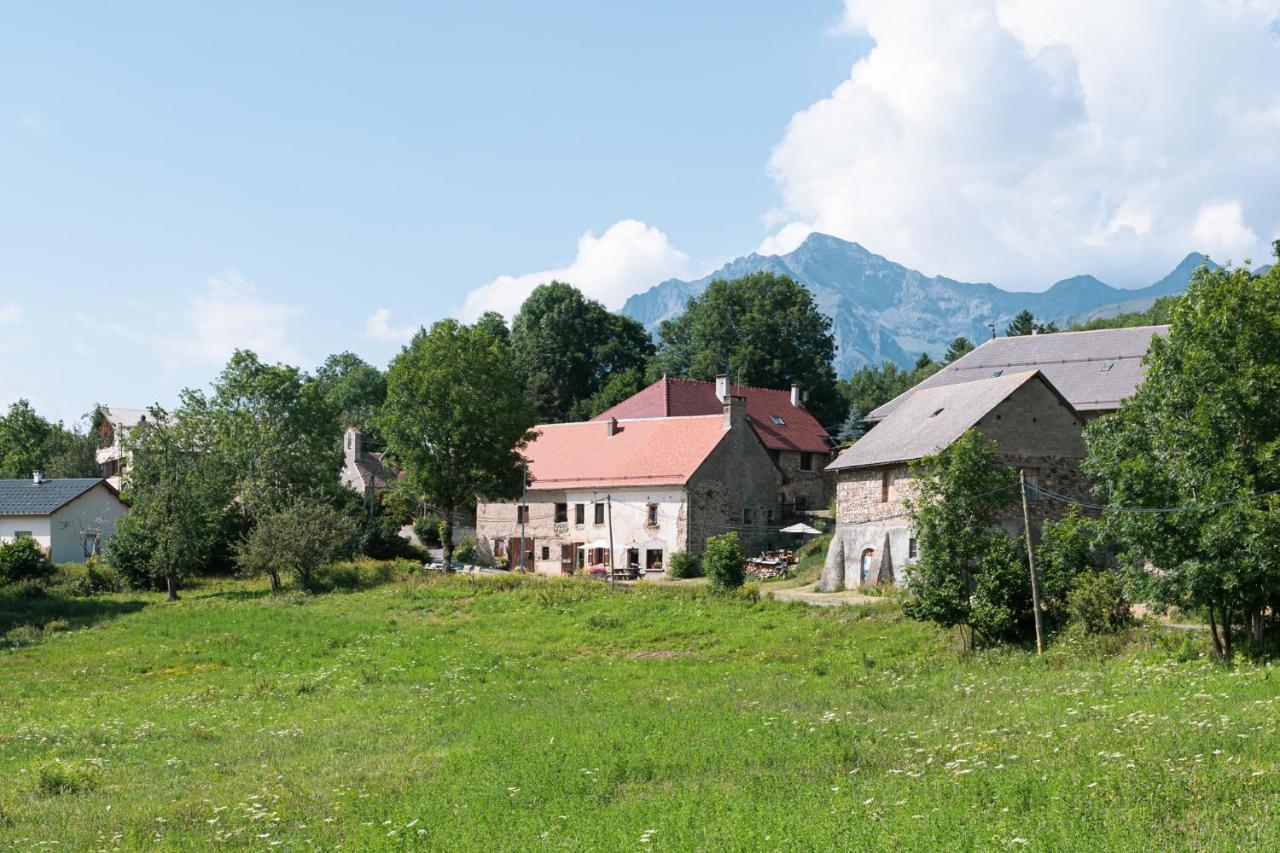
[3,1,1279,426]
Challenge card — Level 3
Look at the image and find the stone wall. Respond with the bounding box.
[774,449,831,511]
[687,417,785,555]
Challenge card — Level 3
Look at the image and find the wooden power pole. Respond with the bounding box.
[1019,469,1045,655]
[606,494,616,590]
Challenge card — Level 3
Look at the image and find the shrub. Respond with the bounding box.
[104,514,162,590]
[667,551,701,579]
[308,559,417,592]
[0,538,52,585]
[1067,570,1131,635]
[451,536,488,566]
[49,558,125,596]
[412,514,444,547]
[704,532,745,590]
[355,512,420,560]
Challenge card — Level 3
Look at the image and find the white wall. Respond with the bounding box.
[0,518,52,555]
[48,484,129,564]
[560,488,686,575]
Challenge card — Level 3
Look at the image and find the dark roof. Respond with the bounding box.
[869,325,1167,421]
[356,453,397,490]
[593,377,831,453]
[0,478,113,516]
[829,371,1070,471]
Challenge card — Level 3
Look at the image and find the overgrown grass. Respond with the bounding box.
[1,573,1277,849]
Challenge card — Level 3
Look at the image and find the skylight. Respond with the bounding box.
[991,369,1004,377]
[1101,361,1115,372]
[771,415,785,426]
[930,407,945,418]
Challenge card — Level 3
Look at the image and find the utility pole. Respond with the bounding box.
[1019,469,1044,655]
[606,494,616,589]
[519,463,527,573]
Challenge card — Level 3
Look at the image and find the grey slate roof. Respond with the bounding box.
[0,479,109,516]
[869,325,1167,421]
[829,371,1055,471]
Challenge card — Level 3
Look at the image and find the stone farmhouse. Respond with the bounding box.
[0,475,128,563]
[476,394,781,577]
[821,325,1167,591]
[594,375,833,513]
[339,426,397,506]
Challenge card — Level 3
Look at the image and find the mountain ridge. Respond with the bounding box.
[621,233,1209,377]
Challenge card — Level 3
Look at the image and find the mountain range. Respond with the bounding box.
[620,233,1210,378]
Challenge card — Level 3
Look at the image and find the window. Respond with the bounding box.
[930,407,945,418]
[743,508,753,525]
[540,546,550,561]
[14,531,32,539]
[795,495,808,512]
[799,452,814,472]
[594,502,605,525]
[517,504,529,523]
[880,469,893,502]
[908,537,918,559]
[991,369,1004,377]
[771,415,786,426]
[766,508,775,524]
[646,503,659,526]
[1101,361,1115,372]
[574,503,585,525]
[554,503,568,523]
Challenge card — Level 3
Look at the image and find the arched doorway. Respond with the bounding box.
[860,548,875,585]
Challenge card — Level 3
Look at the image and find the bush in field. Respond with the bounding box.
[704,532,745,590]
[667,551,701,579]
[0,537,52,585]
[236,499,358,592]
[1067,571,1132,635]
[307,558,417,592]
[53,557,124,596]
[452,536,482,566]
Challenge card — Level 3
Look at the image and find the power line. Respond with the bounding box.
[1033,484,1280,515]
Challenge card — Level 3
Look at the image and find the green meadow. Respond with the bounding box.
[2,573,1278,850]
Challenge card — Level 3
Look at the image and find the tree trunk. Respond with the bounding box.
[1254,608,1266,647]
[165,571,178,601]
[269,571,281,593]
[1208,603,1224,659]
[1223,603,1233,659]
[442,500,455,573]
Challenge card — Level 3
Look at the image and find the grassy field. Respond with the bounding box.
[2,573,1278,850]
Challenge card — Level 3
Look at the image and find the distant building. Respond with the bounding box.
[340,426,397,505]
[822,326,1166,591]
[94,406,150,489]
[476,395,781,576]
[595,375,833,514]
[0,475,128,563]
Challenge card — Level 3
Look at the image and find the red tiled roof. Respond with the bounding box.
[594,378,830,453]
[524,415,729,490]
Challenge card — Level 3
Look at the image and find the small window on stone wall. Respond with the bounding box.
[908,537,918,559]
[555,503,568,523]
[880,469,893,502]
[799,452,814,471]
[646,503,659,526]
[541,546,550,560]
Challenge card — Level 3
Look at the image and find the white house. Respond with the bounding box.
[94,406,151,489]
[0,475,129,563]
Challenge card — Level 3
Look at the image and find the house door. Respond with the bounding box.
[508,538,534,571]
[860,549,875,585]
[560,544,574,576]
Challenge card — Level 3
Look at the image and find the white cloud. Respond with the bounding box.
[460,220,691,319]
[764,0,1280,287]
[363,308,417,343]
[161,271,304,366]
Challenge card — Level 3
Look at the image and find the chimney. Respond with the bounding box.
[32,471,43,485]
[723,394,746,431]
[715,373,729,403]
[606,417,619,437]
[790,383,801,407]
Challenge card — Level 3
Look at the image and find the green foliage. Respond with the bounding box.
[236,498,358,592]
[944,336,975,363]
[1005,309,1058,337]
[667,551,701,579]
[381,319,536,569]
[1067,571,1132,635]
[472,311,510,346]
[568,367,650,421]
[1035,508,1110,628]
[413,513,444,547]
[903,430,1020,647]
[307,558,418,593]
[1083,254,1280,656]
[312,351,387,431]
[836,406,865,444]
[839,358,941,424]
[703,531,746,590]
[1070,294,1180,331]
[51,557,124,596]
[510,282,655,422]
[655,272,842,427]
[0,537,52,585]
[0,400,98,479]
[453,536,479,565]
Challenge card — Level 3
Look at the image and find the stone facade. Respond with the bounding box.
[476,405,783,577]
[822,376,1091,591]
[772,449,831,513]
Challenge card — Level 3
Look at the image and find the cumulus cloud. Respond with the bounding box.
[763,0,1280,287]
[363,308,417,343]
[161,272,304,366]
[460,220,691,319]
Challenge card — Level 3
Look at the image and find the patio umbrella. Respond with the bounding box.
[779,523,822,535]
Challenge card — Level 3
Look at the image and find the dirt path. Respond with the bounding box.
[765,582,881,607]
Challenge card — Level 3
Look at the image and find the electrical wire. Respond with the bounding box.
[1032,483,1280,514]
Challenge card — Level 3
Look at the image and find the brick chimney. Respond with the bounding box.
[723,394,746,431]
[606,417,619,436]
[790,383,801,407]
[715,374,729,402]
